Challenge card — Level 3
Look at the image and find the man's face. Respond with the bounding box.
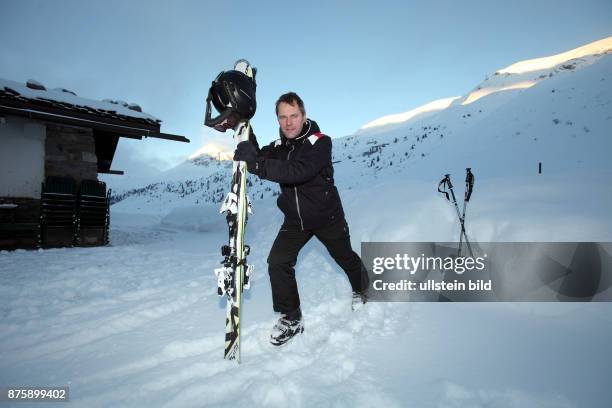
[277,101,306,139]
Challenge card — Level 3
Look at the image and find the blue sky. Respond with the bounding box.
[2,0,611,172]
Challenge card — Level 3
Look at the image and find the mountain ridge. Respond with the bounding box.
[106,37,612,214]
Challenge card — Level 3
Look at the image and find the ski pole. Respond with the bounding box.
[437,174,473,257]
[459,168,474,257]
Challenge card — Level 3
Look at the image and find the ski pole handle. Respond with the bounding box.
[465,168,474,202]
[445,174,453,189]
[437,174,452,201]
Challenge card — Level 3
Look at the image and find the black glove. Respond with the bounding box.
[234,141,260,174]
[248,127,260,148]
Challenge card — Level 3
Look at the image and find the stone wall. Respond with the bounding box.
[45,124,98,183]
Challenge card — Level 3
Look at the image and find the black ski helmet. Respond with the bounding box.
[204,69,256,132]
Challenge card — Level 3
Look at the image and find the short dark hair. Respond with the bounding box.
[275,92,306,116]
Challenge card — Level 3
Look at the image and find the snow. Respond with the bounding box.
[461,80,535,105]
[188,143,234,161]
[497,36,612,74]
[2,37,612,407]
[1,203,610,407]
[358,96,460,132]
[0,78,160,123]
[456,38,612,109]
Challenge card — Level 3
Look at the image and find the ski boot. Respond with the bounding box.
[270,308,304,346]
[351,291,368,311]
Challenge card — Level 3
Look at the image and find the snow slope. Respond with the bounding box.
[1,202,610,407]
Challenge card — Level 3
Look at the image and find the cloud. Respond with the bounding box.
[188,126,236,160]
[110,138,167,177]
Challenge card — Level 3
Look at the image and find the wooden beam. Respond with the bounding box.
[147,132,190,143]
[97,169,124,175]
[0,105,189,142]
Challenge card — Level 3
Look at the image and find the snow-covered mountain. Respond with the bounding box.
[106,37,612,215]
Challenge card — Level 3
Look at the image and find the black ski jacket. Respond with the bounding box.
[251,119,344,230]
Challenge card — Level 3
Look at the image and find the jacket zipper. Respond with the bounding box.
[287,144,304,231]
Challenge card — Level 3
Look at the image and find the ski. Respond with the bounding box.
[205,59,257,362]
[219,120,252,361]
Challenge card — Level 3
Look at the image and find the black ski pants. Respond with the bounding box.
[267,218,369,314]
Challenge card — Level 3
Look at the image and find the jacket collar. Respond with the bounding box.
[279,119,320,145]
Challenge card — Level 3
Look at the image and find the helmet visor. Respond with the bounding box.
[212,111,239,132]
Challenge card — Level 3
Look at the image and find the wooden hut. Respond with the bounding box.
[0,78,189,250]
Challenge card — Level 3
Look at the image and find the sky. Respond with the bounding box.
[1,0,611,174]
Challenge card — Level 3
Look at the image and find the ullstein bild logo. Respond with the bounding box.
[361,243,612,302]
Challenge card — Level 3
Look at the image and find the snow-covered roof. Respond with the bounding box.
[0,78,161,127]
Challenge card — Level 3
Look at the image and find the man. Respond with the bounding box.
[234,92,369,346]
